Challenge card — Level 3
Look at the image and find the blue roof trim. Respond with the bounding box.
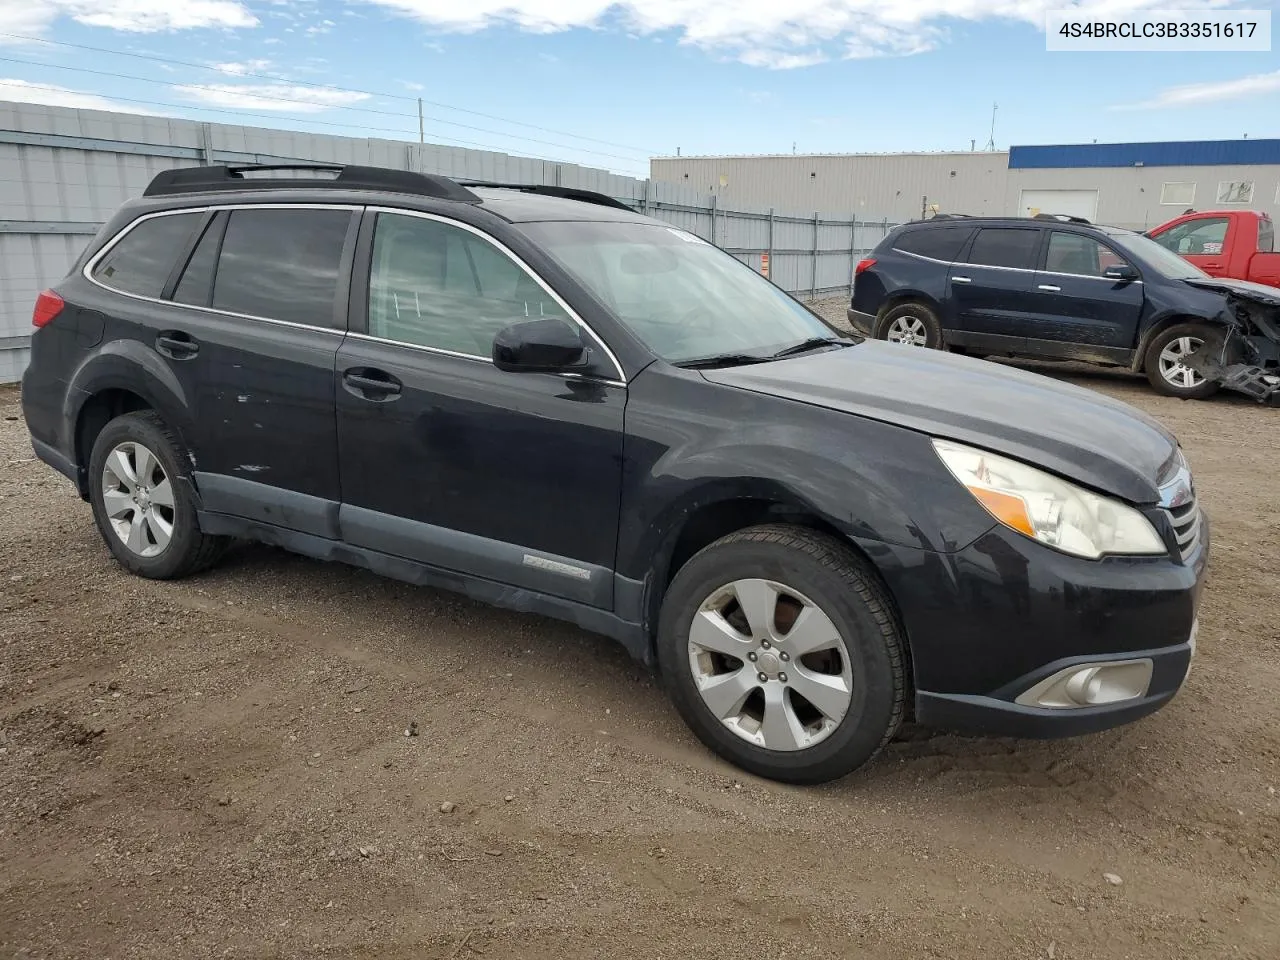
[1009,140,1280,169]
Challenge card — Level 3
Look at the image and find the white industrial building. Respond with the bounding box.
[651,140,1280,231]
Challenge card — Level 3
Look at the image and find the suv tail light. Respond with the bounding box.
[855,258,877,275]
[32,290,65,328]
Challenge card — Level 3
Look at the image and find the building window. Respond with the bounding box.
[1217,180,1255,204]
[1159,182,1196,206]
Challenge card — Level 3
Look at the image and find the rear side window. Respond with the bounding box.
[212,208,353,327]
[966,228,1039,269]
[1258,218,1274,253]
[172,214,223,307]
[892,225,974,261]
[92,212,202,297]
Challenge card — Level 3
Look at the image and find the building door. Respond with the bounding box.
[1018,189,1099,222]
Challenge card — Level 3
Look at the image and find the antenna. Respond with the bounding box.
[985,102,998,151]
[792,141,797,154]
[970,138,976,151]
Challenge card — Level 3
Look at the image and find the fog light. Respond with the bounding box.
[1015,659,1153,709]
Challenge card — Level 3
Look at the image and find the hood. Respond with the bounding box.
[1184,276,1280,306]
[701,342,1177,504]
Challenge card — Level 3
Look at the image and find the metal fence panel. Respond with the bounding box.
[0,101,898,381]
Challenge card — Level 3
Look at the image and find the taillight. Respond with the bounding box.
[855,258,877,275]
[32,290,64,328]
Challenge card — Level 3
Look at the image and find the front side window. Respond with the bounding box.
[212,208,352,327]
[1110,232,1208,280]
[1044,232,1128,277]
[93,212,202,297]
[966,228,1039,269]
[1151,218,1229,256]
[517,221,834,364]
[367,213,570,356]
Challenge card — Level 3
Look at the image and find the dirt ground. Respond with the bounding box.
[2,328,1278,958]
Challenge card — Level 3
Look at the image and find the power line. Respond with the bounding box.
[0,31,660,156]
[0,79,649,175]
[0,53,648,163]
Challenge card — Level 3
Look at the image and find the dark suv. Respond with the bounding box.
[850,214,1280,401]
[23,165,1206,784]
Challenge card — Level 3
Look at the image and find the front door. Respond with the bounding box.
[334,209,626,607]
[1148,215,1231,276]
[1027,230,1145,355]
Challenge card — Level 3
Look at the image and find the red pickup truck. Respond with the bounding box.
[1147,210,1280,288]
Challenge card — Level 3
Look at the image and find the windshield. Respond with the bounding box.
[517,221,839,363]
[1110,231,1209,280]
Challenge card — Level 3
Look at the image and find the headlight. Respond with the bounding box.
[933,439,1166,559]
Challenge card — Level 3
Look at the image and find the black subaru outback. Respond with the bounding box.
[22,165,1206,784]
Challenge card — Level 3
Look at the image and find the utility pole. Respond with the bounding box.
[418,98,424,144]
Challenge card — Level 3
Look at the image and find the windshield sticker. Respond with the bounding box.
[667,228,707,244]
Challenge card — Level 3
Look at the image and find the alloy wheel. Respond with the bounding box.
[687,578,853,752]
[1158,336,1207,390]
[101,441,176,558]
[885,315,929,347]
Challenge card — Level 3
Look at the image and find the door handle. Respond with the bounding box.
[1203,262,1223,269]
[342,368,402,400]
[1037,284,1062,292]
[155,331,199,360]
[952,276,972,283]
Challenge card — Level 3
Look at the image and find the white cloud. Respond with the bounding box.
[1113,70,1280,110]
[0,77,159,113]
[213,59,273,76]
[400,79,426,90]
[173,82,370,112]
[358,0,1243,67]
[0,0,258,37]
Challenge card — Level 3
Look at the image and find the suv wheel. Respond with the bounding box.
[875,302,943,349]
[1143,323,1229,399]
[657,525,906,784]
[88,411,229,579]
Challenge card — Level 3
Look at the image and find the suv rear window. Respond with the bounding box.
[966,228,1039,269]
[92,212,202,298]
[211,208,353,327]
[892,225,974,262]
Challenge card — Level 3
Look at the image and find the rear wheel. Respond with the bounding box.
[657,525,906,784]
[1143,323,1228,399]
[88,411,229,579]
[875,301,943,349]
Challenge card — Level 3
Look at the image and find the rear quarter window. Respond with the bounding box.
[892,225,975,262]
[1258,218,1274,253]
[92,212,203,298]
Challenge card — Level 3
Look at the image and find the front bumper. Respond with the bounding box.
[858,516,1208,739]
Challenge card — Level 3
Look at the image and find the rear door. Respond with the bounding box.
[1148,215,1232,276]
[155,205,358,535]
[1027,230,1145,356]
[949,226,1043,349]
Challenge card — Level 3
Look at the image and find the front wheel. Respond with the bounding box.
[657,525,906,784]
[1143,323,1229,399]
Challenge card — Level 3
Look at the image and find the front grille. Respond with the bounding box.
[1167,496,1201,562]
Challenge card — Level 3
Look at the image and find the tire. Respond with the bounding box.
[874,301,944,349]
[1142,323,1229,399]
[87,411,229,579]
[656,524,906,785]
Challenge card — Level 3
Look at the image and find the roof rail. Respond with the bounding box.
[1032,212,1091,224]
[143,164,481,202]
[926,213,972,220]
[459,182,636,212]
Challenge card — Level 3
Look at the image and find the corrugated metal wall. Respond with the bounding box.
[0,102,896,382]
[652,151,1280,235]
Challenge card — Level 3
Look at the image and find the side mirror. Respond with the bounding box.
[1104,264,1139,281]
[492,317,586,373]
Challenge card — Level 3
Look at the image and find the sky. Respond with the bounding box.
[0,0,1277,178]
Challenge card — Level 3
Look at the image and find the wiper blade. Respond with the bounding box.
[673,353,772,369]
[768,336,850,359]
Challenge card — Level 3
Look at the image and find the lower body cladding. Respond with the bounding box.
[858,523,1207,738]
